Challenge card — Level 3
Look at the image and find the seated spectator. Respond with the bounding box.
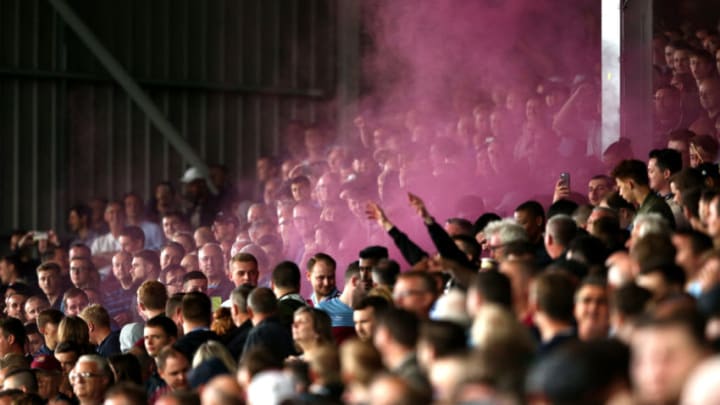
[198,244,234,304]
[131,249,161,284]
[36,262,66,311]
[161,264,186,297]
[118,226,145,256]
[182,271,208,295]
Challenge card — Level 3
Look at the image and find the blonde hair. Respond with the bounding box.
[80,304,110,329]
[192,340,237,374]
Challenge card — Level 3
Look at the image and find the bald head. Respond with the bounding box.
[198,243,225,281]
[201,375,243,405]
[699,78,720,113]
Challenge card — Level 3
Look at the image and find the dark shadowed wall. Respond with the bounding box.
[0,0,351,233]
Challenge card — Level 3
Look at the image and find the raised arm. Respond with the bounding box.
[407,193,476,270]
[366,201,428,266]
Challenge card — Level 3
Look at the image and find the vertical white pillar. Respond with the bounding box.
[601,0,622,153]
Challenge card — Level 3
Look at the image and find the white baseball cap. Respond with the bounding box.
[180,166,205,183]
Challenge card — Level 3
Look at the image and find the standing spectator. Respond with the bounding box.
[79,305,120,358]
[242,287,295,361]
[226,285,254,360]
[373,308,431,398]
[612,159,676,228]
[306,253,340,307]
[317,265,367,344]
[156,347,190,395]
[531,272,578,356]
[271,261,307,328]
[173,292,218,360]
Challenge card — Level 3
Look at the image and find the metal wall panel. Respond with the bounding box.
[0,0,339,235]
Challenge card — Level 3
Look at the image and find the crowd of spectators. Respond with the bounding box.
[6,6,720,405]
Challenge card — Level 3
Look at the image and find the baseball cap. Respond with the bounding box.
[181,167,205,183]
[31,355,61,373]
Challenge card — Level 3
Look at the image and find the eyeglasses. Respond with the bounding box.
[69,372,105,382]
[487,243,507,252]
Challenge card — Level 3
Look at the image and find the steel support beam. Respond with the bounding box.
[336,0,361,142]
[47,0,218,193]
[621,0,654,156]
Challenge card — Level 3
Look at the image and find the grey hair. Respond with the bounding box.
[482,219,528,244]
[76,354,112,377]
[633,213,670,238]
[546,214,578,247]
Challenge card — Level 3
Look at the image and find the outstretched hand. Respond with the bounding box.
[366,201,392,231]
[365,201,386,223]
[408,192,432,222]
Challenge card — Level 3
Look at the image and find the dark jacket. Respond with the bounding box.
[173,329,220,360]
[242,316,296,361]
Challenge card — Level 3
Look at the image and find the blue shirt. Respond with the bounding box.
[138,220,165,251]
[316,297,354,327]
[309,288,340,307]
